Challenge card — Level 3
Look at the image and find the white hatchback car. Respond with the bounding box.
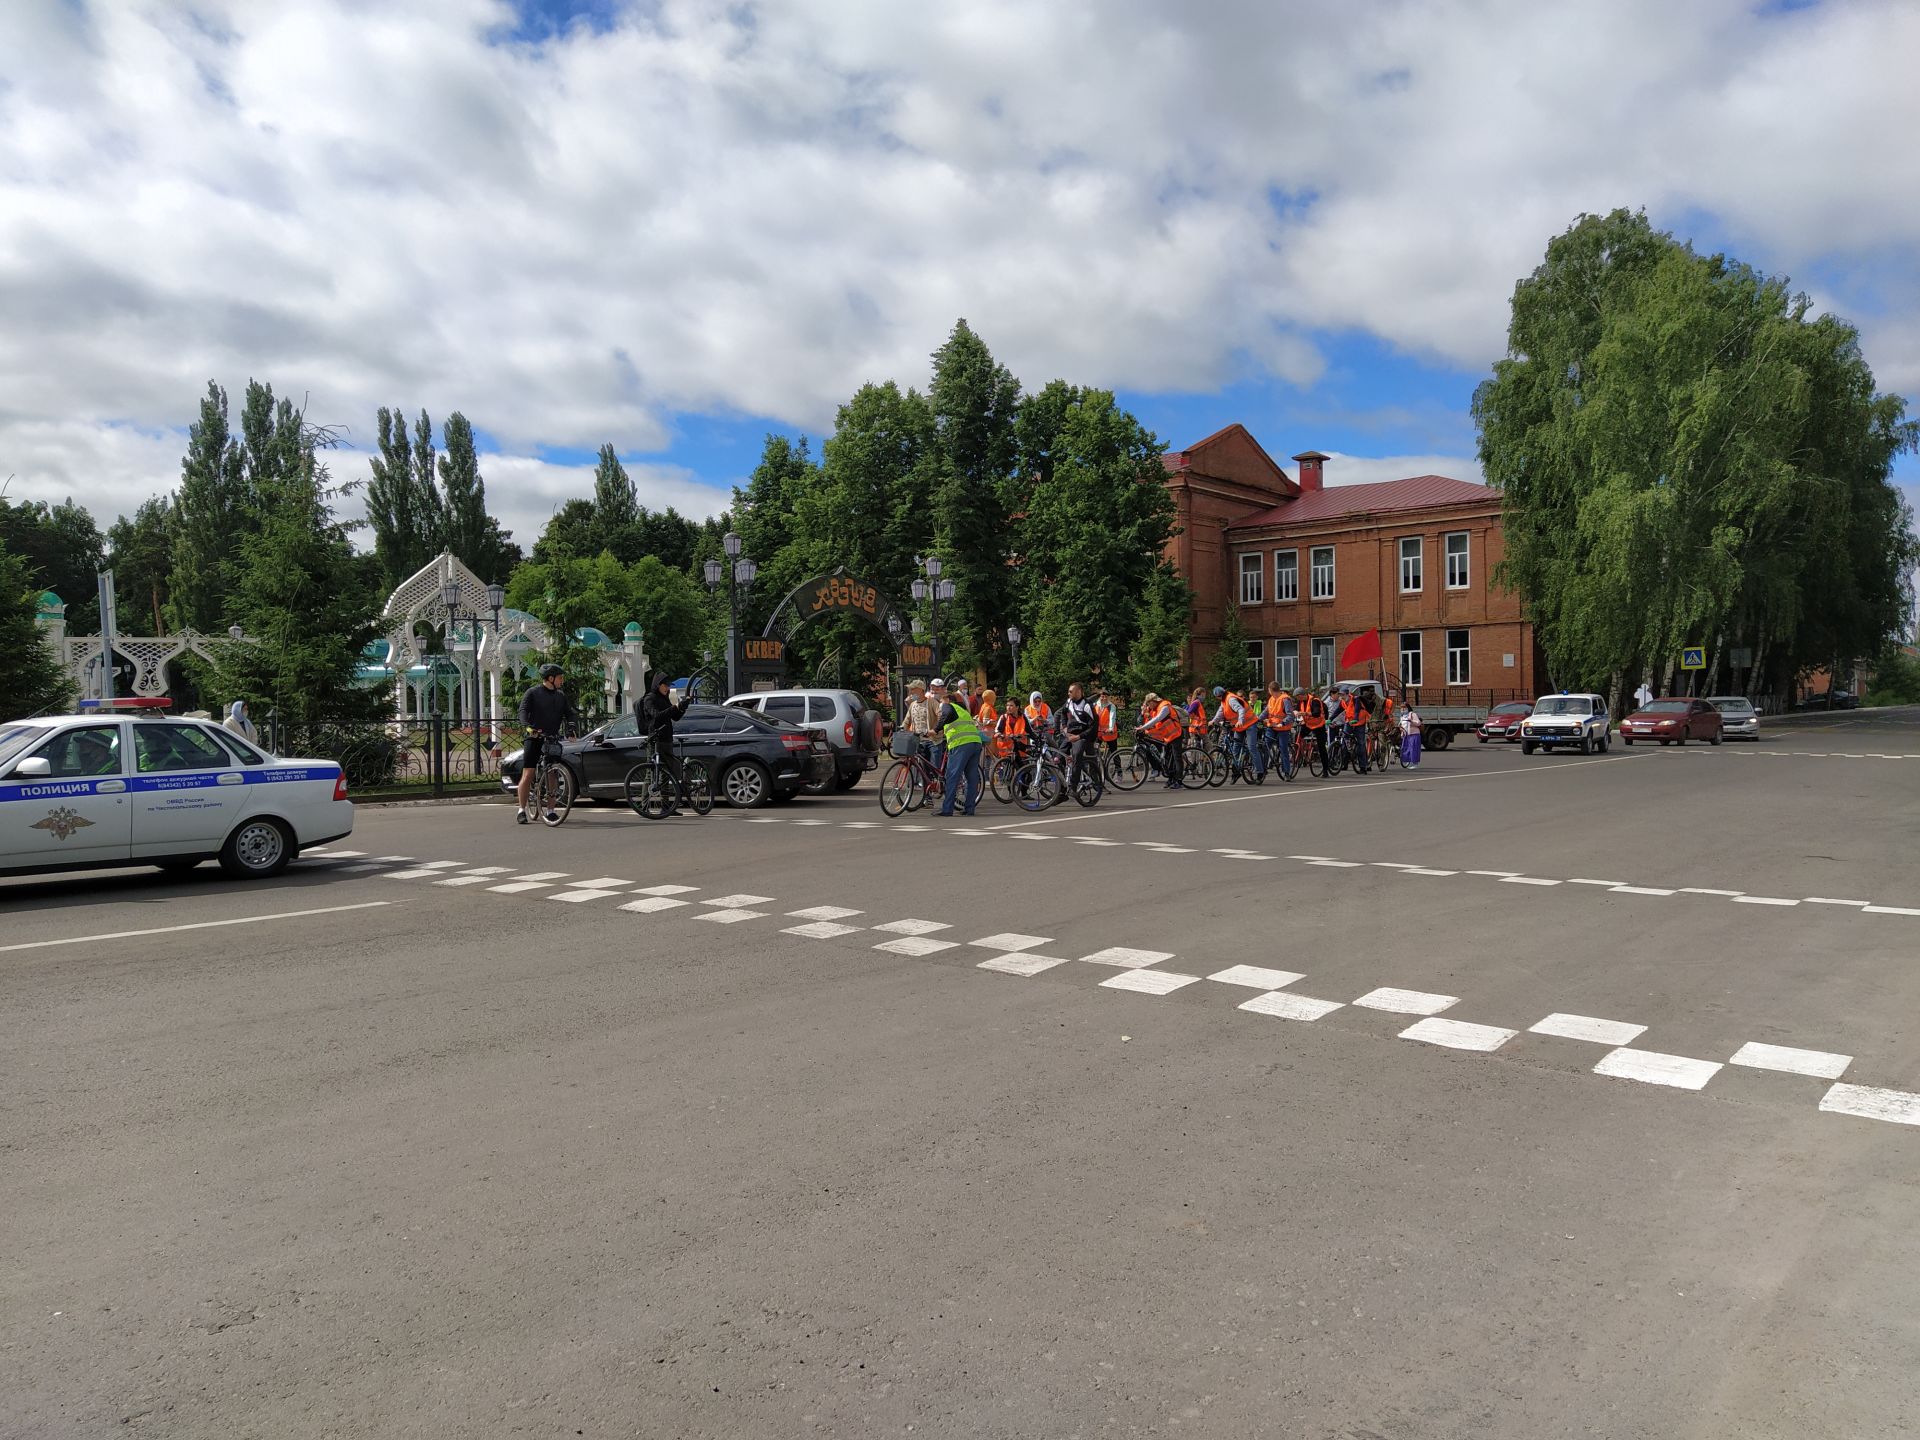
[1518,693,1613,755]
[0,714,352,880]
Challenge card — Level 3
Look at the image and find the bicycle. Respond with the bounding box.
[1263,726,1297,783]
[1014,727,1100,811]
[1292,726,1328,779]
[1103,742,1151,791]
[527,731,576,826]
[878,732,946,816]
[624,742,713,819]
[1367,725,1397,772]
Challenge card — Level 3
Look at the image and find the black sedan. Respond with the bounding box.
[499,704,834,808]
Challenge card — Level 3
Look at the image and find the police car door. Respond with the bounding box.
[0,722,134,868]
[128,721,247,858]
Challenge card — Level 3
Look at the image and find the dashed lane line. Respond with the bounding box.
[0,901,395,953]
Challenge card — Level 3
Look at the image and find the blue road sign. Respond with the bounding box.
[1680,647,1706,671]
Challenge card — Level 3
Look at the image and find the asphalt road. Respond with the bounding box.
[5,709,1920,1438]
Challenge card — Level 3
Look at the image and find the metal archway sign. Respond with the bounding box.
[754,568,936,701]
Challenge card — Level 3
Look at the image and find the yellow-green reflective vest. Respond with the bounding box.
[943,706,984,749]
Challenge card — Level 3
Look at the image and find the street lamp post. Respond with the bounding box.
[1007,625,1023,693]
[704,533,757,700]
[443,578,507,777]
[911,555,956,676]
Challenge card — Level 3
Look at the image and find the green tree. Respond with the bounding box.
[436,412,518,582]
[592,443,638,534]
[365,405,444,588]
[0,497,107,632]
[1204,603,1254,694]
[531,499,600,566]
[1126,564,1192,702]
[1475,209,1919,702]
[1017,586,1091,702]
[1866,649,1920,706]
[106,497,177,634]
[929,319,1021,673]
[0,543,71,719]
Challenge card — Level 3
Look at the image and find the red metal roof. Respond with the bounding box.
[1229,474,1495,530]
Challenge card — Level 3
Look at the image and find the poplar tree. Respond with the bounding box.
[929,319,1020,672]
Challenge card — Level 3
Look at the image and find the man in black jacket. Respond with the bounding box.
[639,671,693,814]
[517,663,580,823]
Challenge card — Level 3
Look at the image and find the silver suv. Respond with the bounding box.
[725,688,881,792]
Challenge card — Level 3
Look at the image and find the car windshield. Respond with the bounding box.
[0,723,48,768]
[1640,701,1690,713]
[1492,703,1531,715]
[1533,697,1590,716]
[1708,698,1753,712]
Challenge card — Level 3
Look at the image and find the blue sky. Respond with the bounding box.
[2,0,1916,547]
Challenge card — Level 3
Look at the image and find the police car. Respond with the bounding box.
[1518,693,1612,755]
[0,713,352,880]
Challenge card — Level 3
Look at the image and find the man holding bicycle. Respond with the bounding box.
[1060,683,1104,801]
[639,670,694,815]
[516,663,579,824]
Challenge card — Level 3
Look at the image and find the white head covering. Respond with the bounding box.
[1029,691,1042,704]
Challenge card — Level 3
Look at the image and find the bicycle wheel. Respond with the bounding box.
[989,757,1017,805]
[1105,746,1149,791]
[685,759,714,815]
[624,762,670,819]
[538,761,574,824]
[1013,760,1059,812]
[879,760,920,817]
[1070,764,1102,807]
[1205,748,1228,788]
[1304,739,1327,779]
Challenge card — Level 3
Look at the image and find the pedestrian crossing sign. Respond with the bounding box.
[1681,647,1706,671]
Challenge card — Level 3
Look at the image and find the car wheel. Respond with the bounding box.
[1624,737,1633,745]
[1676,733,1686,745]
[1580,734,1592,755]
[833,769,863,792]
[1478,736,1487,744]
[1709,732,1721,746]
[219,817,292,878]
[721,760,772,808]
[1520,740,1535,755]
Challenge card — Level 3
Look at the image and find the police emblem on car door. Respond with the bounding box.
[32,807,95,841]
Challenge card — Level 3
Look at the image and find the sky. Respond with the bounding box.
[3,0,1918,555]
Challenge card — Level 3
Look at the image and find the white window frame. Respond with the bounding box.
[1310,637,1335,688]
[1246,641,1264,689]
[1445,531,1470,590]
[1238,552,1264,606]
[1275,639,1299,691]
[1310,546,1335,601]
[1399,631,1423,688]
[1399,537,1423,594]
[1273,549,1298,602]
[1445,628,1470,685]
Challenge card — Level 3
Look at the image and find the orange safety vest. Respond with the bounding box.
[1229,693,1259,732]
[1339,695,1358,725]
[1186,703,1206,735]
[1144,702,1183,744]
[1025,701,1050,727]
[1094,702,1117,741]
[1266,695,1291,729]
[1305,696,1327,730]
[998,710,1028,739]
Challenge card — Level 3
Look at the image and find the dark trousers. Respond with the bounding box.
[1310,726,1329,770]
[940,742,982,815]
[1067,734,1102,795]
[656,740,688,801]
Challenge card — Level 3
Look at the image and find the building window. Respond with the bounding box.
[1399,537,1422,593]
[1445,531,1470,590]
[1246,642,1264,688]
[1274,549,1298,602]
[1311,637,1335,687]
[1275,639,1299,691]
[1399,631,1423,688]
[1446,629,1470,684]
[1238,553,1263,606]
[1310,546,1335,600]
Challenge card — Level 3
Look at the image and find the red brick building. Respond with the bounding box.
[1161,424,1540,702]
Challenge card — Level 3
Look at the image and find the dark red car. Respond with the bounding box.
[1477,701,1533,742]
[1619,698,1723,746]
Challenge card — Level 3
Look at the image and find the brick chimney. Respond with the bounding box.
[1292,450,1328,493]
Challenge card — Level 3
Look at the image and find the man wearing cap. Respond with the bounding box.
[926,679,951,776]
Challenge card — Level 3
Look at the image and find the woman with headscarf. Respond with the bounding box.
[223,700,259,745]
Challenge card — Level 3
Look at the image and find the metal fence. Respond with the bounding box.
[261,711,534,795]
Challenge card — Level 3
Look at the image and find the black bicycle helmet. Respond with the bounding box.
[539,663,564,679]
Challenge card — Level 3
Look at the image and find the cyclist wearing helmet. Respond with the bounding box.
[517,664,580,823]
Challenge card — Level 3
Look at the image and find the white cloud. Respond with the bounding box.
[1321,452,1485,489]
[1,0,1915,530]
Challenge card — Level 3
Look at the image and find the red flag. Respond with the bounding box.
[1340,628,1383,669]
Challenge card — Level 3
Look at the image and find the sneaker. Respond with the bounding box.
[543,809,560,823]
[515,809,529,825]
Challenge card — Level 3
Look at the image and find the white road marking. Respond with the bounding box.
[971,932,1053,953]
[1568,878,1628,887]
[434,874,501,886]
[1008,833,1057,841]
[1399,867,1457,877]
[1593,1048,1723,1091]
[702,892,775,907]
[1467,869,1521,877]
[1289,855,1337,861]
[1239,991,1344,1021]
[1073,838,1124,846]
[872,918,950,936]
[1731,896,1799,907]
[1530,1013,1647,1046]
[1143,846,1195,853]
[320,849,366,858]
[1077,946,1174,969]
[618,897,690,913]
[1678,887,1743,896]
[0,901,393,953]
[1308,859,1362,868]
[696,907,767,924]
[1863,905,1920,916]
[487,881,553,893]
[873,935,958,956]
[1730,1042,1852,1079]
[745,817,783,824]
[385,869,443,880]
[787,905,863,921]
[1400,1017,1516,1052]
[840,822,880,828]
[514,872,571,882]
[1819,1083,1920,1127]
[1353,987,1459,1016]
[1500,876,1561,887]
[1370,862,1419,869]
[549,890,615,903]
[1224,852,1277,860]
[783,920,863,939]
[1207,965,1305,990]
[977,952,1072,977]
[1610,885,1676,897]
[1804,898,1871,907]
[791,819,830,825]
[634,884,698,896]
[373,855,414,861]
[1100,969,1202,995]
[455,866,514,875]
[574,877,636,890]
[417,860,467,869]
